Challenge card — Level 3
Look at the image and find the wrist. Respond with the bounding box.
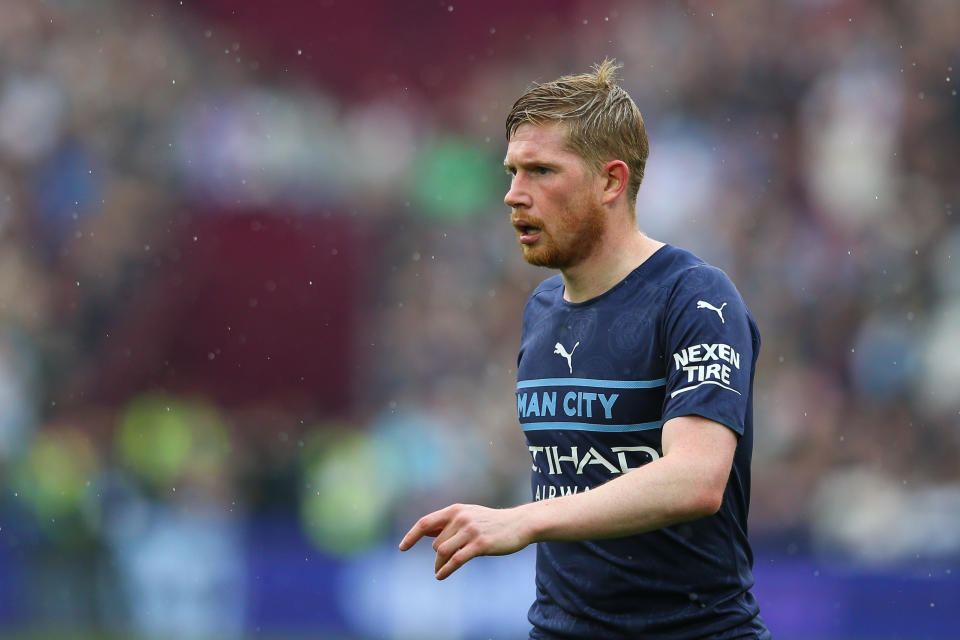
[514,498,554,544]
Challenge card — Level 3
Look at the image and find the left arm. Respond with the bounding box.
[399,414,737,579]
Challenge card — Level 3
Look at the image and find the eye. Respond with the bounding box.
[505,167,517,177]
[535,166,550,175]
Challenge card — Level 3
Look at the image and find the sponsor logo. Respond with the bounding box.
[696,300,727,324]
[528,444,660,477]
[671,342,742,397]
[553,341,579,373]
[534,484,590,501]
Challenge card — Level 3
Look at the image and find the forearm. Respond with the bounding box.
[400,417,736,579]
[516,453,724,543]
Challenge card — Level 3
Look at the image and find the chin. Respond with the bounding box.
[521,244,564,269]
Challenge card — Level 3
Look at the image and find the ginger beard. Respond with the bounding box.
[515,198,606,270]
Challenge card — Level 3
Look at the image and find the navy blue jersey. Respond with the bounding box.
[517,245,769,639]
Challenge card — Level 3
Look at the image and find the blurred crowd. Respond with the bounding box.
[0,0,958,636]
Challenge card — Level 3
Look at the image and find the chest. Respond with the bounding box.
[517,298,669,430]
[519,298,668,382]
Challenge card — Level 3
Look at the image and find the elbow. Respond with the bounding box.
[682,484,725,520]
[696,489,724,518]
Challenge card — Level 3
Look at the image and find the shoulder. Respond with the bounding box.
[520,274,563,331]
[657,247,760,348]
[530,274,564,300]
[523,274,563,310]
[657,247,742,306]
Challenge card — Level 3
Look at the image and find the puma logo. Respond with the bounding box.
[696,300,727,324]
[553,341,579,374]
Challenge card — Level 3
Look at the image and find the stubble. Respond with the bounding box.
[520,201,606,270]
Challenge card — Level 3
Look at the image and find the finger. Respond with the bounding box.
[434,528,472,574]
[436,539,483,580]
[398,510,450,551]
[430,511,465,552]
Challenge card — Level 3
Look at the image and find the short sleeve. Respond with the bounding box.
[661,265,756,435]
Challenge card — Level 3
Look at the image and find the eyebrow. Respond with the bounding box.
[503,157,557,170]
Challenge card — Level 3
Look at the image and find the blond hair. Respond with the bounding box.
[505,59,649,205]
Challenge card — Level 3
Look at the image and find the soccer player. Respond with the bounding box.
[399,60,770,639]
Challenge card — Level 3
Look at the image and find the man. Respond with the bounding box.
[400,60,770,639]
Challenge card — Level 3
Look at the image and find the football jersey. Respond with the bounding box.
[517,244,769,639]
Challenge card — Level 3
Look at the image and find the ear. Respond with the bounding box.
[599,160,629,205]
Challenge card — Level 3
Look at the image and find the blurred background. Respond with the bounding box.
[0,0,957,638]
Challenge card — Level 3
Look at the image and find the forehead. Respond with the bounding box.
[504,122,580,166]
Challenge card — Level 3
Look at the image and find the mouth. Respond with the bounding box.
[512,219,543,245]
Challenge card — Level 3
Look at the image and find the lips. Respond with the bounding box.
[512,218,543,245]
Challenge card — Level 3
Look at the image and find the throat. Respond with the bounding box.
[561,236,663,303]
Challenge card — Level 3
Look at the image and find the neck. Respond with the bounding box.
[560,224,663,303]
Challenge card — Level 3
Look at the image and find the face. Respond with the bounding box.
[503,122,605,270]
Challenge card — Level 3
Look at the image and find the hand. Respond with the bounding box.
[398,503,531,580]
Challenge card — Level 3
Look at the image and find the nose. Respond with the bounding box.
[504,177,531,210]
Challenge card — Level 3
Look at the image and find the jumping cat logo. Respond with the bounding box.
[696,300,727,324]
[553,341,579,374]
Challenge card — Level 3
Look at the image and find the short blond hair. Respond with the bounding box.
[505,59,649,205]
